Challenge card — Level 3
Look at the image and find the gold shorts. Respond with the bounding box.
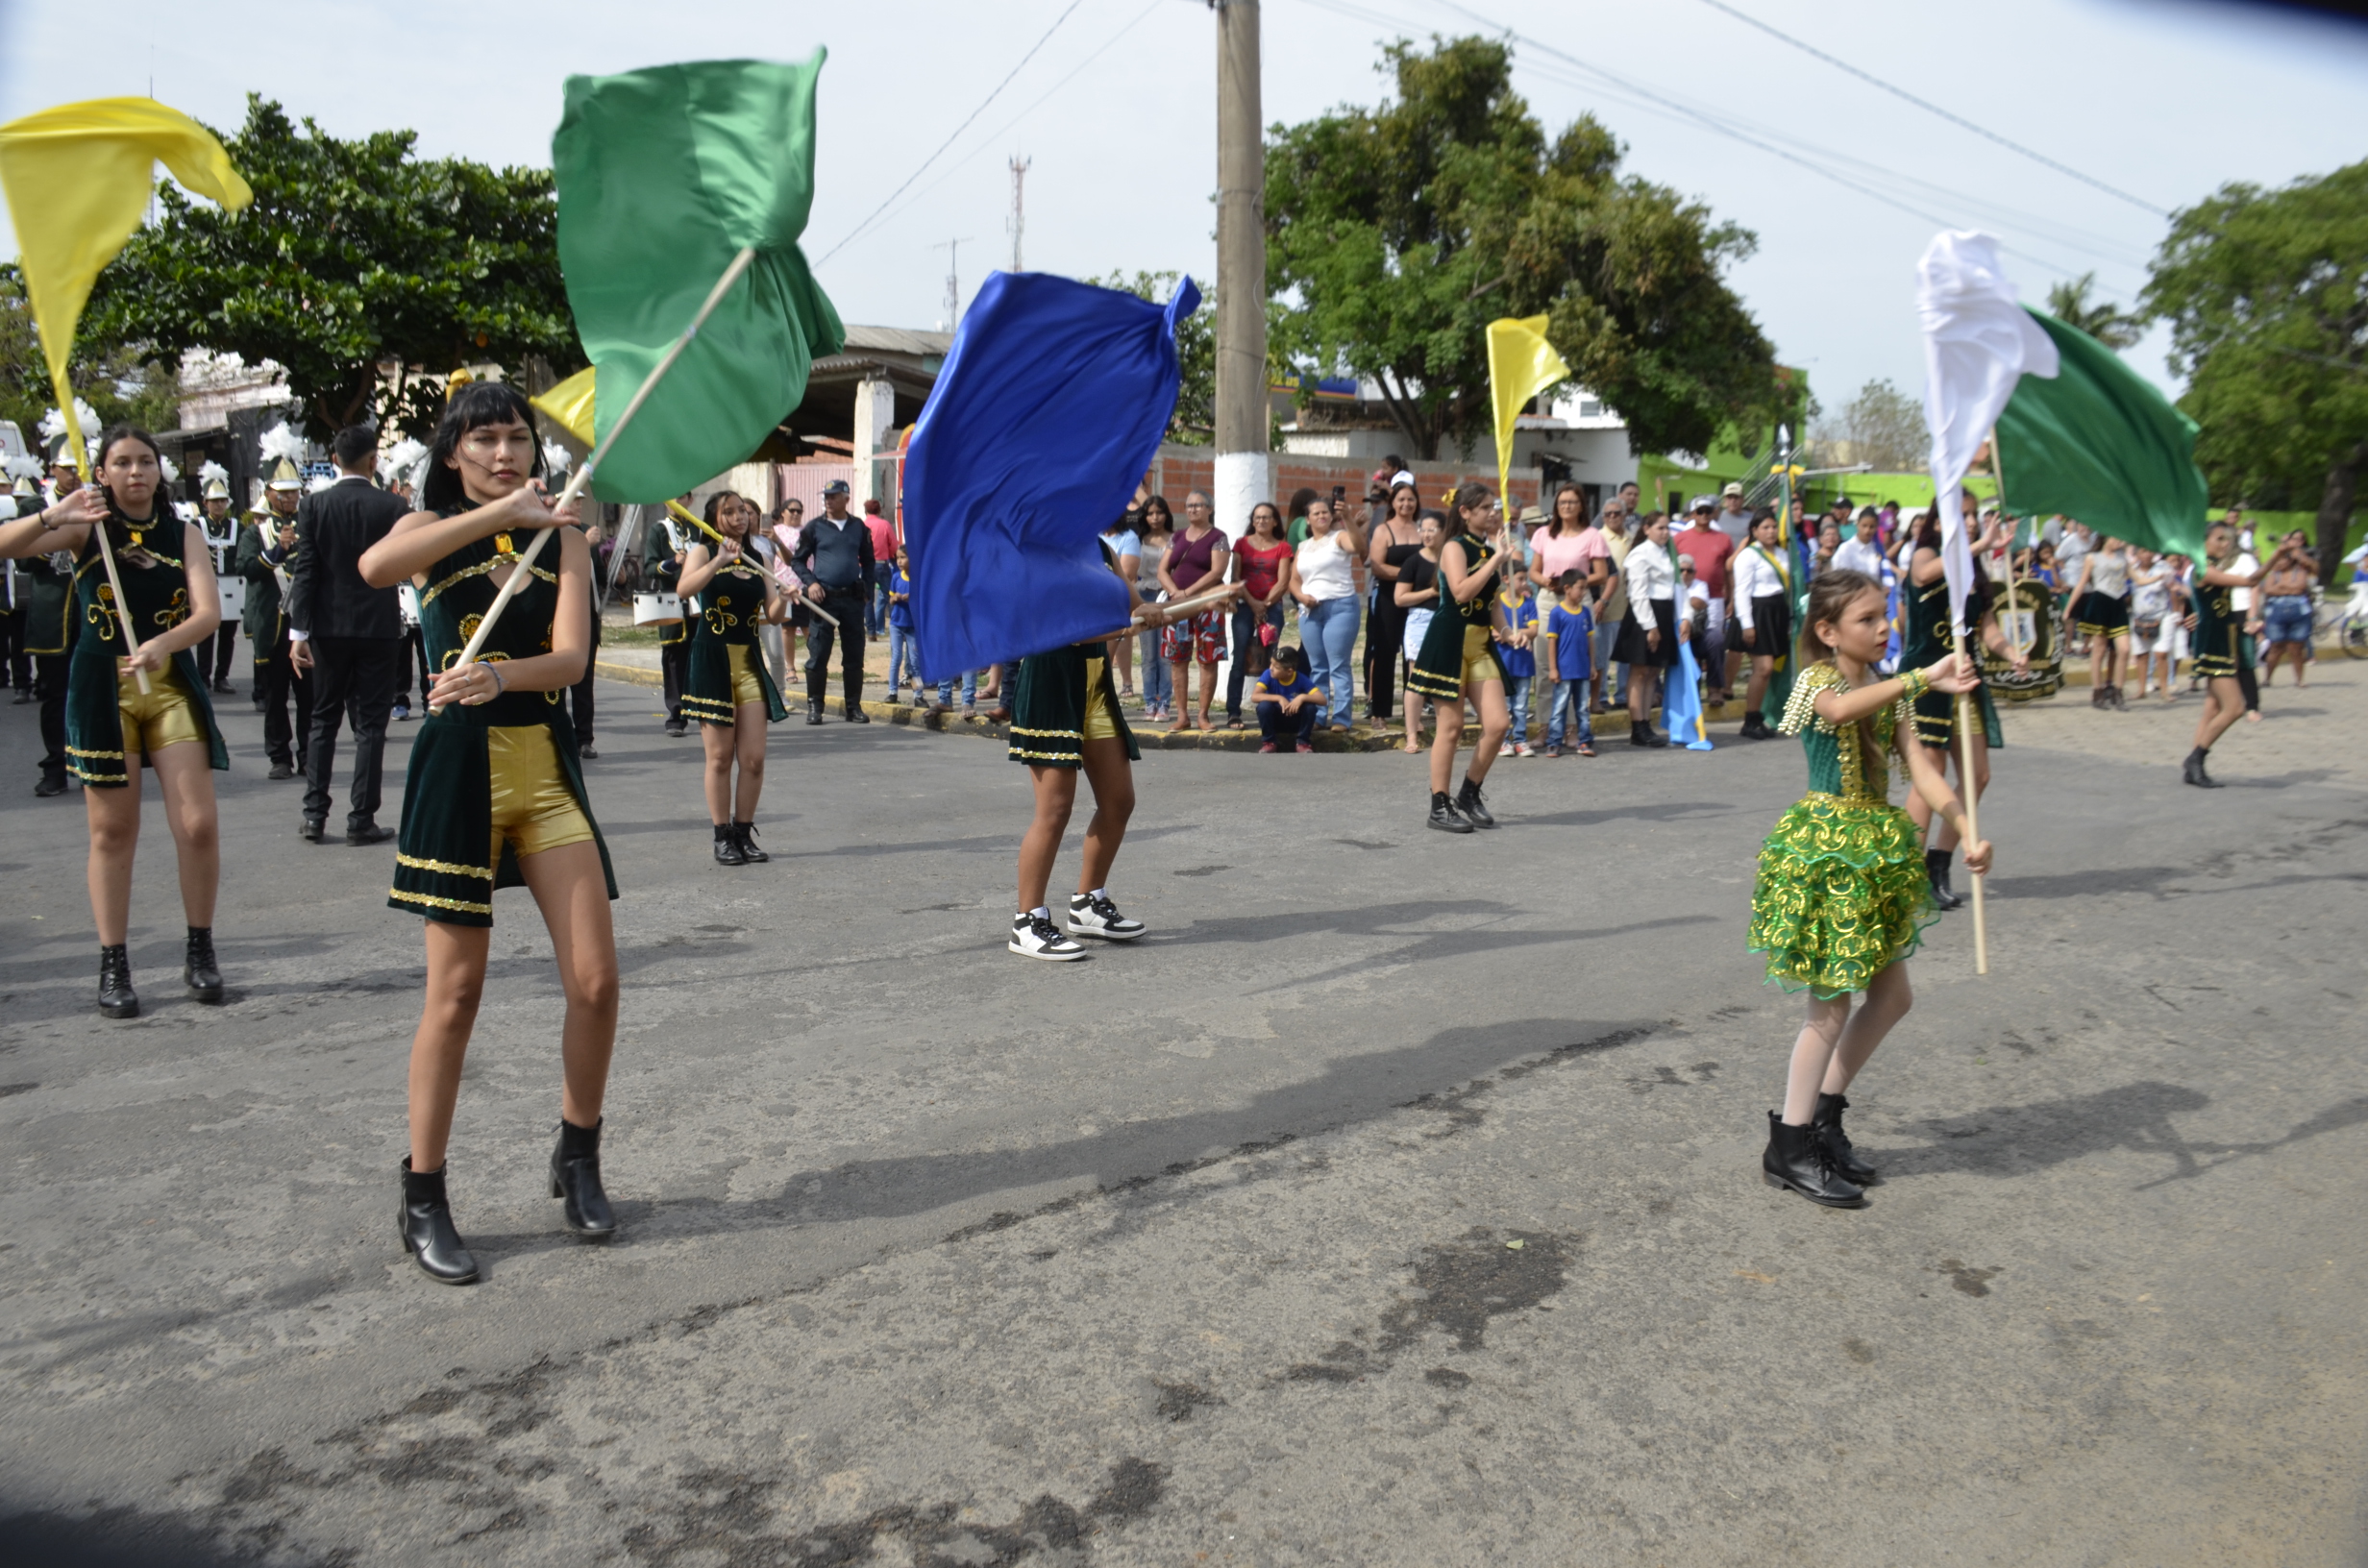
[1083,656,1121,742]
[117,665,206,761]
[728,642,766,709]
[487,724,595,861]
[1457,623,1501,688]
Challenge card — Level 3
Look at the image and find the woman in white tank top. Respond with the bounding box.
[2069,535,2134,708]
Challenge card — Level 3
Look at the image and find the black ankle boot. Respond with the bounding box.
[1762,1111,1864,1208]
[2183,747,2222,789]
[1811,1092,1878,1185]
[401,1158,480,1285]
[97,944,138,1018]
[1925,847,1963,911]
[712,822,747,867]
[733,821,768,863]
[551,1117,617,1239]
[805,698,824,725]
[1456,775,1496,828]
[183,926,224,1003]
[1427,790,1472,834]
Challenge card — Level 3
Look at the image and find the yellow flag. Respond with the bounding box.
[0,98,252,476]
[1486,315,1570,502]
[530,365,599,447]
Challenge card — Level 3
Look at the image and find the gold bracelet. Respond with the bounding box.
[1898,667,1932,702]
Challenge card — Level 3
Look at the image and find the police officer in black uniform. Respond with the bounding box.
[790,477,874,724]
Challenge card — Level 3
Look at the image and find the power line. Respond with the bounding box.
[1688,0,2169,218]
[816,0,1091,266]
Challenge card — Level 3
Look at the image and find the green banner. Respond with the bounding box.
[554,55,846,502]
[1997,309,2208,559]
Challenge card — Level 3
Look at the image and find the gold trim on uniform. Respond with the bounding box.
[396,851,496,880]
[421,556,558,607]
[389,887,496,917]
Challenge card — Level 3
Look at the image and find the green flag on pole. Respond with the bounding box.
[1995,308,2208,558]
[553,55,846,502]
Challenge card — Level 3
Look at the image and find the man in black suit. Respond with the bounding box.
[288,426,411,845]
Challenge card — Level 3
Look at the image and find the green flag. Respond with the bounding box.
[553,55,846,502]
[1995,308,2208,558]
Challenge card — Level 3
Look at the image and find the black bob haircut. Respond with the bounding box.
[420,382,545,514]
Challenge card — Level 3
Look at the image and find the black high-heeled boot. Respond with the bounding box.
[98,944,138,1018]
[733,821,769,863]
[184,926,224,1003]
[1925,847,1963,911]
[712,822,747,867]
[1811,1091,1878,1185]
[551,1117,617,1239]
[1762,1112,1864,1208]
[401,1158,480,1285]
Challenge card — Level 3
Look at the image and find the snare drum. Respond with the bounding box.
[215,576,246,624]
[633,592,684,626]
[397,583,421,628]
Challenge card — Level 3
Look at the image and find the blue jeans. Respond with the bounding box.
[1544,678,1594,747]
[1505,675,1533,744]
[868,564,890,636]
[936,668,979,708]
[1226,600,1287,719]
[1300,595,1359,727]
[887,624,918,691]
[1259,698,1319,747]
[1140,639,1172,710]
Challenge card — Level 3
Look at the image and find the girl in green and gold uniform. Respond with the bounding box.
[677,490,788,866]
[0,426,229,1018]
[1748,567,1989,1209]
[2180,522,2286,789]
[358,382,619,1286]
[1406,483,1513,834]
[1899,504,2026,911]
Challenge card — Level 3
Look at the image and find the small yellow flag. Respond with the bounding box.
[530,365,599,448]
[0,98,252,477]
[1486,315,1570,506]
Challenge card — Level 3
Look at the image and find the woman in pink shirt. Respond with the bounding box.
[1528,484,1609,603]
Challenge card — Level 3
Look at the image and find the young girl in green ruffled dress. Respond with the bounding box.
[1749,568,1990,1208]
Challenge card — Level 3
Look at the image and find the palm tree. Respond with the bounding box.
[2045,272,2145,351]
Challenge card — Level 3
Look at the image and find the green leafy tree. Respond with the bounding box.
[1089,270,1215,443]
[2143,159,2368,584]
[1811,377,1925,473]
[2044,271,2143,352]
[1265,37,1779,461]
[81,96,578,437]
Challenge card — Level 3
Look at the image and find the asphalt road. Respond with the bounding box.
[3,655,2363,1567]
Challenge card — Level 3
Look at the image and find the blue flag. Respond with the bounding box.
[1667,635,1714,750]
[903,271,1200,680]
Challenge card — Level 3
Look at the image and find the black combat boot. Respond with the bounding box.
[1455,775,1496,829]
[712,822,747,867]
[733,822,768,863]
[1427,791,1472,834]
[1762,1112,1864,1208]
[98,944,138,1018]
[1925,847,1963,911]
[551,1117,618,1239]
[1811,1092,1878,1185]
[183,926,224,1003]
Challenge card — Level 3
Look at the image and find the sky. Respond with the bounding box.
[5,0,2365,426]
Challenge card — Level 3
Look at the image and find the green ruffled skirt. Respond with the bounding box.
[1747,795,1936,999]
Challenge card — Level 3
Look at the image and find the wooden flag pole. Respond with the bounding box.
[433,246,757,712]
[664,499,837,627]
[1950,623,1989,976]
[59,404,152,695]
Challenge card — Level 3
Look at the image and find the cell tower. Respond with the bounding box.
[931,236,973,331]
[1008,155,1031,273]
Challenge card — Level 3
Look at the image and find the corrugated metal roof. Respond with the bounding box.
[841,325,954,356]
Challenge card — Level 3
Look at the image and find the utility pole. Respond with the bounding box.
[931,236,973,332]
[1213,0,1267,544]
[1007,155,1031,273]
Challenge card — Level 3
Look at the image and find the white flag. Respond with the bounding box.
[1916,232,2058,635]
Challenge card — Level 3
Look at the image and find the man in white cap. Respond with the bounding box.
[237,455,313,778]
[1714,481,1752,547]
[198,465,242,693]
